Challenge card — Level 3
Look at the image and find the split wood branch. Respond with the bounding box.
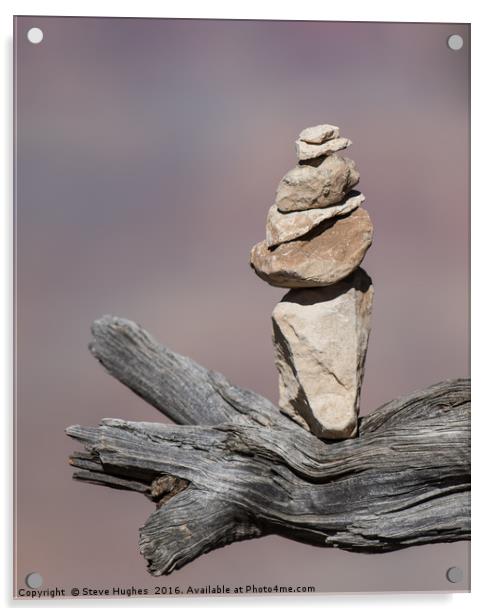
[67,316,470,576]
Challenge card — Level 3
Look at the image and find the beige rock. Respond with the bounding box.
[299,124,340,144]
[295,137,351,161]
[250,207,373,288]
[276,156,359,213]
[272,268,374,439]
[266,191,365,248]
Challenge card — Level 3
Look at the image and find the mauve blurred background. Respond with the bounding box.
[14,16,469,595]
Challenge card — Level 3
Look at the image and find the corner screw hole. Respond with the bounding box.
[27,28,44,44]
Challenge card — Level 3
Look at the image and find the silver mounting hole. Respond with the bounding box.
[25,572,43,589]
[27,28,44,44]
[446,567,463,583]
[447,34,463,51]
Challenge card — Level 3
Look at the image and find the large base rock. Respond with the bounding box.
[272,268,374,439]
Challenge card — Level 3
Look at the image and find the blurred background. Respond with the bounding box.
[14,16,469,595]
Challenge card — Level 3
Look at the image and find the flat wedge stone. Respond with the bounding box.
[266,191,365,248]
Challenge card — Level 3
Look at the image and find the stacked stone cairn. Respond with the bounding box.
[250,124,374,440]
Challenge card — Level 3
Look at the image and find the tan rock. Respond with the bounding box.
[272,268,374,439]
[295,137,351,161]
[250,207,373,288]
[299,124,340,144]
[266,191,365,248]
[276,156,359,213]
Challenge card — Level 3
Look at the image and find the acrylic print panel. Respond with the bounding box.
[13,16,470,599]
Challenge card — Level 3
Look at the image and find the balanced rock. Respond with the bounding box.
[299,124,340,144]
[295,137,351,162]
[266,191,364,248]
[250,207,373,288]
[272,268,373,439]
[276,155,359,213]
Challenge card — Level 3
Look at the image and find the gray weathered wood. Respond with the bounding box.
[89,315,295,429]
[67,315,470,576]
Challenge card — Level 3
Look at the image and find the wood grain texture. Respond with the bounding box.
[67,315,470,576]
[88,315,294,429]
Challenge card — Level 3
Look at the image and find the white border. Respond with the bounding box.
[1,1,488,614]
[0,1,479,21]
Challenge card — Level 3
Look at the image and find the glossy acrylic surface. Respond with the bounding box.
[14,16,470,597]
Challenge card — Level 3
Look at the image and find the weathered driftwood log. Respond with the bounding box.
[67,316,470,576]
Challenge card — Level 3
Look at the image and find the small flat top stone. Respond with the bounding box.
[250,207,373,288]
[299,124,340,144]
[295,137,351,162]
